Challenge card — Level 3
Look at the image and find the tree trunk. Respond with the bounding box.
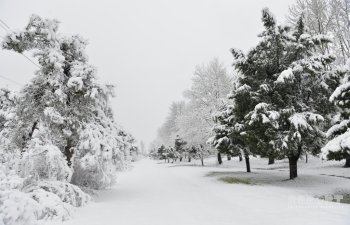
[217,152,222,165]
[345,158,350,168]
[268,156,275,165]
[289,156,298,179]
[188,157,191,162]
[29,121,38,139]
[64,139,74,167]
[22,121,38,150]
[227,155,231,161]
[201,156,204,166]
[305,153,308,164]
[239,155,242,162]
[245,155,251,172]
[180,157,183,162]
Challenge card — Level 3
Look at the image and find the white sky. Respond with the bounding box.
[0,0,294,147]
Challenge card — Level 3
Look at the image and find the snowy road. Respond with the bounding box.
[53,159,350,225]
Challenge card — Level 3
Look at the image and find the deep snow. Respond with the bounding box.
[49,158,350,225]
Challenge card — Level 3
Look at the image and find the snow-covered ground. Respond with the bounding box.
[48,157,350,225]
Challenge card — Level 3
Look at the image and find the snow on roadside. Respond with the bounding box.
[47,159,350,225]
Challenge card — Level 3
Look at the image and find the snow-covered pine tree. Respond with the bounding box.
[2,15,129,189]
[214,9,337,178]
[186,145,208,165]
[156,145,167,162]
[274,16,337,178]
[229,8,291,166]
[167,146,179,163]
[213,8,288,170]
[211,104,248,169]
[174,135,187,162]
[322,61,350,167]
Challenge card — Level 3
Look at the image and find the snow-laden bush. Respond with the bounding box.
[0,163,90,225]
[18,139,72,182]
[32,181,90,207]
[71,122,119,189]
[0,137,90,225]
[71,159,116,190]
[23,181,90,221]
[0,189,41,225]
[0,183,89,225]
[0,164,38,225]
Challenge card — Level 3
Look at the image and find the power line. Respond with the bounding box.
[0,18,39,88]
[0,19,11,30]
[0,75,23,86]
[0,18,40,68]
[19,50,41,68]
[0,23,9,32]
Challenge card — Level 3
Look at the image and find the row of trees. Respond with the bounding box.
[151,136,210,166]
[152,0,350,180]
[0,15,137,224]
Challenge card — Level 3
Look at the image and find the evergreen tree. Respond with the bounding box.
[323,61,350,167]
[174,135,187,162]
[274,16,337,178]
[231,8,292,166]
[167,147,179,163]
[214,8,291,171]
[157,145,167,162]
[186,145,210,165]
[211,104,248,170]
[213,9,337,178]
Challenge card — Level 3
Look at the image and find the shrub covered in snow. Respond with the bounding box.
[19,139,72,182]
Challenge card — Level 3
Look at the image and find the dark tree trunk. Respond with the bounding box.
[201,156,204,166]
[345,158,350,168]
[305,153,308,164]
[227,155,231,161]
[29,121,38,139]
[188,157,191,162]
[239,155,242,162]
[64,139,74,167]
[289,156,298,179]
[245,155,251,173]
[22,121,38,150]
[268,156,275,165]
[217,152,222,165]
[180,157,183,162]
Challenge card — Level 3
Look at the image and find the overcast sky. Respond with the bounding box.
[0,0,294,148]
